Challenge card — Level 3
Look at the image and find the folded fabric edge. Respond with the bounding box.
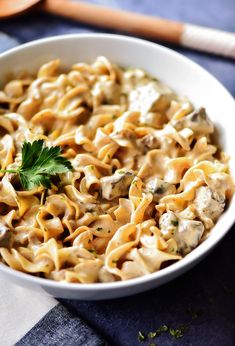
[0,31,19,53]
[15,304,106,346]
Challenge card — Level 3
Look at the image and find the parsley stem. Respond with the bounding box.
[0,169,19,174]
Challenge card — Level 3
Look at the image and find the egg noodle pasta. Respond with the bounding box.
[0,57,233,283]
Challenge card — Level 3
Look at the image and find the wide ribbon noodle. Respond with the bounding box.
[0,57,233,283]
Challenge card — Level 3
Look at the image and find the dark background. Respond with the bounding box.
[1,1,234,345]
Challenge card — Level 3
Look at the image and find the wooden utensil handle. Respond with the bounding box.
[43,0,183,43]
[43,0,235,59]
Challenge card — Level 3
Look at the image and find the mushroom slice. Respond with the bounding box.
[0,224,13,248]
[174,219,204,255]
[129,81,173,115]
[100,170,135,200]
[137,134,160,153]
[194,186,225,225]
[145,178,176,202]
[159,212,204,255]
[172,107,214,135]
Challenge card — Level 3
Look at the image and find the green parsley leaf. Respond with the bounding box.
[169,326,187,339]
[148,331,157,339]
[0,140,72,190]
[137,331,145,342]
[158,325,169,332]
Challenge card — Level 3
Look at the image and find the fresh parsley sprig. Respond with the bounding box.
[0,140,72,190]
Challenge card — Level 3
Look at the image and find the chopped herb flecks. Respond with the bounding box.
[171,220,179,227]
[169,326,187,339]
[138,331,145,342]
[138,322,189,344]
[158,325,169,333]
[148,331,157,339]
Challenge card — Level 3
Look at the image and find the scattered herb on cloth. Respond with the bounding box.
[169,326,188,339]
[138,331,146,342]
[187,307,203,320]
[138,324,187,344]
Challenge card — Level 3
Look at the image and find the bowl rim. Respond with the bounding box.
[0,32,234,293]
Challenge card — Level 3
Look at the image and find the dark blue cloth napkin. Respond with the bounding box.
[0,1,235,346]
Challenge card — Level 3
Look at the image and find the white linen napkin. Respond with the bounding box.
[0,277,57,346]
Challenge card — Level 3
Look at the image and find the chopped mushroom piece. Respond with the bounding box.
[159,211,178,239]
[100,170,135,200]
[92,78,121,107]
[145,178,176,202]
[172,107,214,135]
[129,81,173,115]
[194,186,225,225]
[174,219,204,255]
[121,68,148,94]
[159,212,204,255]
[139,112,166,129]
[0,225,12,248]
[137,134,160,153]
[113,128,137,143]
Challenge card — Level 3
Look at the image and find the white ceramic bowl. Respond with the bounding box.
[0,34,234,300]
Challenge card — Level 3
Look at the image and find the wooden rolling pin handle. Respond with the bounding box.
[43,0,235,59]
[43,0,183,43]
